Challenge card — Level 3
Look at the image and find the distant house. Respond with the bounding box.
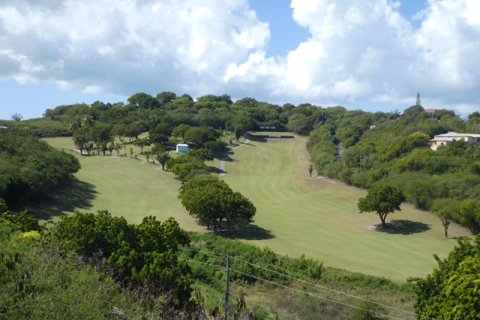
[176,143,189,153]
[0,126,7,130]
[430,132,480,151]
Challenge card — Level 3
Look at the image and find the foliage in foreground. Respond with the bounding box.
[415,235,480,319]
[49,210,192,304]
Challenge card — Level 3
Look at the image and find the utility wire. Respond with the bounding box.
[229,256,416,317]
[185,257,427,320]
[182,248,416,317]
[228,267,412,320]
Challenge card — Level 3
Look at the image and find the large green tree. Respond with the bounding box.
[358,185,405,228]
[180,176,255,231]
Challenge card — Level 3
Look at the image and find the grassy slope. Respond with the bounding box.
[220,134,471,281]
[41,137,201,229]
[44,136,471,281]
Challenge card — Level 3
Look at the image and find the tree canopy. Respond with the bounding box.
[358,185,405,227]
[179,176,256,231]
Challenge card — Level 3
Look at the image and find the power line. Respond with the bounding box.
[182,249,428,320]
[182,248,416,317]
[228,267,412,320]
[229,256,416,317]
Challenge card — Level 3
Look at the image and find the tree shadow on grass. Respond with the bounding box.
[244,133,267,142]
[216,224,274,240]
[375,219,431,235]
[27,178,97,220]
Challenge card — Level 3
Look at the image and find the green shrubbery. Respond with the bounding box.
[0,130,80,207]
[415,236,480,319]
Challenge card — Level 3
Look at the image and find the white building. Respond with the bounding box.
[430,132,480,151]
[176,143,189,153]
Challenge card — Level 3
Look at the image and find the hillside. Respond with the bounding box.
[41,133,471,281]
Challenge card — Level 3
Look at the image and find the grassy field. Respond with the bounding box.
[219,133,471,281]
[43,136,471,281]
[40,137,201,229]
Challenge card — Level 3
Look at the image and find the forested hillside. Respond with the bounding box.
[4,92,479,232]
[306,106,480,233]
[2,92,480,318]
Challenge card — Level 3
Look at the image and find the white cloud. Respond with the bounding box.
[0,0,269,95]
[0,0,480,115]
[226,0,480,113]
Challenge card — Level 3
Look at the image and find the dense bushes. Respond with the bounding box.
[50,211,192,304]
[184,233,324,285]
[415,236,480,319]
[0,130,79,207]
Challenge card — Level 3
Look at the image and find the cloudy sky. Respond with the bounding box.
[1,0,479,119]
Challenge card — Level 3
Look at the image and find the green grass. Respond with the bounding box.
[220,134,471,281]
[43,136,471,281]
[40,137,201,229]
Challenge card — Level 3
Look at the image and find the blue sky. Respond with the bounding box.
[0,0,478,120]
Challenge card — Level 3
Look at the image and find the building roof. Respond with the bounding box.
[424,108,436,113]
[176,143,188,147]
[0,126,7,129]
[435,131,480,138]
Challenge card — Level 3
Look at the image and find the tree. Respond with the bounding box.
[459,199,480,234]
[432,198,459,238]
[11,113,23,121]
[167,155,209,182]
[172,124,191,142]
[133,137,149,154]
[156,151,171,170]
[358,185,405,228]
[73,127,90,155]
[144,150,151,163]
[184,126,220,147]
[415,236,480,319]
[180,176,256,231]
[149,123,172,146]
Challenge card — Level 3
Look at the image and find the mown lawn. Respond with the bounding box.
[220,134,471,281]
[41,137,201,229]
[44,136,471,281]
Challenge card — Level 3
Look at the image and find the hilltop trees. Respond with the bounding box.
[358,185,405,228]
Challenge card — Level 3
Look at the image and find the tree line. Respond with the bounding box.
[0,129,80,208]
